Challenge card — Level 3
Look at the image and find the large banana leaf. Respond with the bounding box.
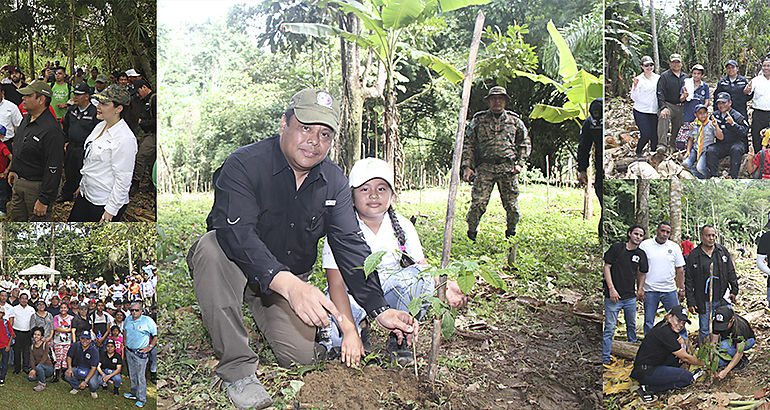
[382,0,427,29]
[547,19,577,80]
[511,70,565,92]
[329,0,384,32]
[438,0,490,12]
[282,22,388,63]
[529,104,582,123]
[407,48,464,83]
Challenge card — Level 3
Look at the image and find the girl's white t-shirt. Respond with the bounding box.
[322,211,425,273]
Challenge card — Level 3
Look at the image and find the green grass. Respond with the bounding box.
[0,369,157,409]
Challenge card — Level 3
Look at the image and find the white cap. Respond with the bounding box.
[125,69,140,77]
[105,302,116,310]
[348,158,394,189]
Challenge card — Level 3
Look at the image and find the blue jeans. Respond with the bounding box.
[322,264,435,350]
[682,148,709,178]
[28,364,54,384]
[717,338,755,367]
[64,367,100,392]
[643,290,686,338]
[698,299,730,343]
[635,354,694,392]
[126,348,149,403]
[0,349,8,380]
[100,372,122,388]
[149,345,157,373]
[603,297,637,364]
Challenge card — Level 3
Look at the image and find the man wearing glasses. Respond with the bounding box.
[122,301,156,408]
[639,222,687,337]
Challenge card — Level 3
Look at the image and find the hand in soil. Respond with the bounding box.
[375,308,418,345]
[340,333,364,367]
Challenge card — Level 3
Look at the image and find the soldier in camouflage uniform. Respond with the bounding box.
[462,86,531,241]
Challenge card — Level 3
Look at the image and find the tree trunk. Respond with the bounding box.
[27,30,34,79]
[68,0,75,76]
[670,177,682,243]
[708,9,725,76]
[636,179,650,235]
[611,340,640,360]
[382,78,402,190]
[336,12,364,174]
[650,0,660,74]
[49,222,56,270]
[583,163,593,220]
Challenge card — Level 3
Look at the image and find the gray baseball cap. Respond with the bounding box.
[669,53,683,62]
[485,86,509,99]
[640,56,654,65]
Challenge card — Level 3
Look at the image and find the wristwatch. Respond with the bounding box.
[368,305,390,320]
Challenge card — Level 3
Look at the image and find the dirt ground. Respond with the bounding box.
[51,184,156,221]
[297,298,602,409]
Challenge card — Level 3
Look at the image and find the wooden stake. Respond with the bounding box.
[427,9,485,383]
[708,262,714,383]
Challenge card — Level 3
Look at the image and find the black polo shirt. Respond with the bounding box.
[758,231,770,286]
[712,109,749,146]
[656,69,689,111]
[716,314,755,346]
[100,351,122,372]
[138,91,156,134]
[62,103,99,147]
[633,320,682,368]
[206,135,388,316]
[9,108,64,205]
[2,82,26,106]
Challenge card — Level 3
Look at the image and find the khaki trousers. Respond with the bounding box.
[187,231,316,383]
[8,178,52,221]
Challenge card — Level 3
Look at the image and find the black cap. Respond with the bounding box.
[669,305,691,323]
[73,82,91,95]
[712,306,734,332]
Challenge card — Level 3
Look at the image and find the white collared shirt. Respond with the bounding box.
[322,211,426,273]
[80,119,137,215]
[750,74,770,111]
[0,98,22,141]
[630,73,660,114]
[10,304,35,331]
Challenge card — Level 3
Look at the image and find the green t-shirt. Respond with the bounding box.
[50,82,71,119]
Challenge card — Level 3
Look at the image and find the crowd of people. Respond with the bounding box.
[629,54,770,179]
[0,61,156,221]
[0,259,157,407]
[603,221,766,402]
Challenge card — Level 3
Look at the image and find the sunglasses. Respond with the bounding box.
[130,308,141,312]
[643,63,654,67]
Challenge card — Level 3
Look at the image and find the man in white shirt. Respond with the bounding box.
[9,293,35,374]
[0,276,12,293]
[0,87,22,146]
[141,273,155,305]
[745,57,770,154]
[638,222,687,337]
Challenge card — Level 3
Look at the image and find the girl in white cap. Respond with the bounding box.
[320,158,468,367]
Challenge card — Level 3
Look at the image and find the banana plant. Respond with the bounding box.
[511,20,603,125]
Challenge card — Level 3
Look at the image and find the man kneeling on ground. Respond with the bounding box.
[711,305,755,380]
[631,305,704,402]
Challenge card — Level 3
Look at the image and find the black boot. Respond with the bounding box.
[385,332,414,366]
[50,369,59,383]
[113,385,119,396]
[359,320,371,353]
[150,372,156,384]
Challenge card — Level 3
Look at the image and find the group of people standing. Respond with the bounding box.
[0,63,156,221]
[603,221,764,401]
[630,54,770,179]
[0,270,157,407]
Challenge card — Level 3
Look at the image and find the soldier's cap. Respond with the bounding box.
[640,56,654,65]
[18,80,52,97]
[694,104,708,113]
[725,59,738,68]
[95,73,109,83]
[348,157,394,190]
[73,82,91,95]
[125,68,140,77]
[133,79,151,90]
[691,64,705,73]
[484,86,509,99]
[712,305,734,332]
[716,92,731,103]
[94,85,130,106]
[287,89,340,133]
[668,305,691,324]
[669,53,683,62]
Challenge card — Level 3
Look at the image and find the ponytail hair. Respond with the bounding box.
[388,206,415,268]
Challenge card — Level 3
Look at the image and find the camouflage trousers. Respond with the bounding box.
[466,168,519,235]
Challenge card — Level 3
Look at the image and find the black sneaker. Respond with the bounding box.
[734,356,749,372]
[639,385,655,402]
[385,332,414,366]
[0,379,4,386]
[467,230,477,242]
[114,386,119,396]
[359,320,371,353]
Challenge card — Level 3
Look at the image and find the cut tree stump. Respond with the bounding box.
[611,340,640,360]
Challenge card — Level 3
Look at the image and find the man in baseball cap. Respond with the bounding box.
[707,91,749,178]
[58,81,99,203]
[187,88,418,409]
[656,54,689,152]
[714,59,752,117]
[8,79,64,221]
[711,305,755,379]
[64,329,101,398]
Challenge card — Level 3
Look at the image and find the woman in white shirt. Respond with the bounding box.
[68,85,137,222]
[319,158,468,368]
[630,56,660,157]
